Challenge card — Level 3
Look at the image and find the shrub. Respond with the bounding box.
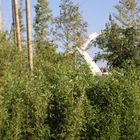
[86,68,140,140]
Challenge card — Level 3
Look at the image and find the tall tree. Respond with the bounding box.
[95,0,140,68]
[14,0,22,51]
[114,0,140,28]
[33,0,53,49]
[95,16,140,68]
[26,0,33,73]
[115,0,140,45]
[55,0,87,52]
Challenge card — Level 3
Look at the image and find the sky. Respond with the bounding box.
[2,0,119,33]
[2,0,119,67]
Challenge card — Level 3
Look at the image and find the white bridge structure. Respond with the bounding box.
[77,32,103,76]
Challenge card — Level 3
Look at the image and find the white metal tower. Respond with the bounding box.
[77,32,102,76]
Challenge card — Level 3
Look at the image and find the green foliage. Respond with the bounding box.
[0,36,94,139]
[1,38,140,139]
[33,0,53,49]
[1,1,140,139]
[114,0,140,27]
[95,0,140,68]
[86,67,140,140]
[55,0,87,51]
[95,17,140,68]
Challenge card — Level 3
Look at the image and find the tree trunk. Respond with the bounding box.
[26,0,33,73]
[14,0,22,51]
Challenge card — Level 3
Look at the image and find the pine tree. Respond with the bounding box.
[33,0,53,49]
[114,0,140,28]
[55,0,87,52]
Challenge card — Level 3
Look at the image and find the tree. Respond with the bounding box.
[95,0,140,68]
[33,0,53,49]
[13,0,22,51]
[95,16,140,68]
[114,0,140,28]
[55,0,87,52]
[26,0,33,73]
[115,0,140,46]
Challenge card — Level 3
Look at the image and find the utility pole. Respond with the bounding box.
[26,0,33,73]
[14,0,22,51]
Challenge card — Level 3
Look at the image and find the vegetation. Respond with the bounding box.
[0,0,140,140]
[95,18,140,67]
[34,0,53,49]
[55,0,87,51]
[114,0,140,28]
[95,0,140,68]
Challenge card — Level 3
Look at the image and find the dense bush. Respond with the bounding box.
[86,68,140,140]
[1,36,140,139]
[0,43,94,139]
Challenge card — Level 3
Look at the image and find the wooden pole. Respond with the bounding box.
[14,0,22,51]
[26,0,33,73]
